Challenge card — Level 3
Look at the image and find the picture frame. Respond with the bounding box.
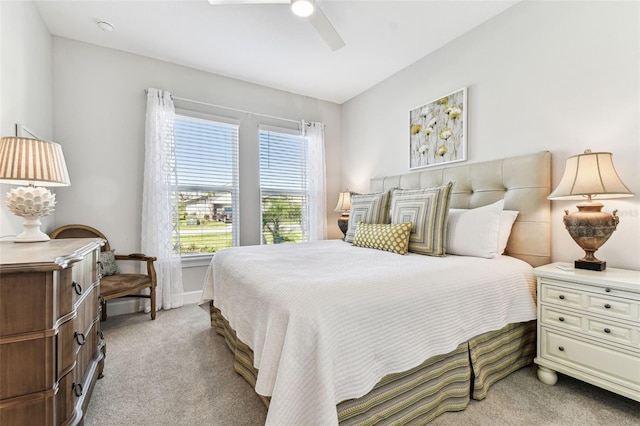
[409,87,467,170]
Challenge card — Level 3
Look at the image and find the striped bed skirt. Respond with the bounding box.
[209,302,536,425]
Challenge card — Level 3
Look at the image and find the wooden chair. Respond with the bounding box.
[50,224,157,321]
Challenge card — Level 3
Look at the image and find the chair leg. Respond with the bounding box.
[150,286,156,320]
[101,297,108,322]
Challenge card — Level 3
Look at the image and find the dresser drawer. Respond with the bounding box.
[585,293,638,321]
[586,317,636,347]
[71,253,99,307]
[57,318,77,378]
[76,282,99,334]
[55,369,76,426]
[540,328,640,390]
[540,306,582,332]
[540,282,583,309]
[0,333,55,399]
[76,319,100,377]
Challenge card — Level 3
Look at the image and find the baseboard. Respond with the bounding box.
[182,290,203,305]
[104,290,203,318]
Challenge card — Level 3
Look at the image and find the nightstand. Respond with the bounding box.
[533,263,640,402]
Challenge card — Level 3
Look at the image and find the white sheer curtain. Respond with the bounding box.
[305,121,327,240]
[141,88,184,312]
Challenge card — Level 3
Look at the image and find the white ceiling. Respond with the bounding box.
[35,0,518,104]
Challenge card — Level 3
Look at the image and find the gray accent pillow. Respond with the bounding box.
[99,250,119,276]
[344,190,391,243]
[389,182,453,256]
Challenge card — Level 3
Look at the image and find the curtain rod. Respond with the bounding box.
[145,89,302,125]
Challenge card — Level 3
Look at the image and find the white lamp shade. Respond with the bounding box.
[548,151,633,200]
[0,137,71,187]
[334,190,352,213]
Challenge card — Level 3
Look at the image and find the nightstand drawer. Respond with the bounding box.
[541,328,640,389]
[540,282,582,309]
[586,317,636,347]
[540,306,582,332]
[586,293,637,321]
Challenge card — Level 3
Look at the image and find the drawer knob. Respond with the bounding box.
[75,331,86,346]
[72,382,83,397]
[559,295,565,300]
[604,328,611,334]
[98,330,104,340]
[558,346,565,352]
[558,317,565,322]
[605,288,611,293]
[604,303,611,309]
[72,281,83,295]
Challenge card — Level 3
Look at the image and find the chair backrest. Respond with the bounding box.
[50,224,111,251]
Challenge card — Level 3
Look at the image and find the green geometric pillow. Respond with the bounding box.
[389,182,453,256]
[352,222,413,255]
[344,191,391,243]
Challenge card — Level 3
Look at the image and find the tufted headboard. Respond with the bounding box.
[370,151,551,267]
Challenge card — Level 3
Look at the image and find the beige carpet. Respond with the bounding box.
[86,304,639,426]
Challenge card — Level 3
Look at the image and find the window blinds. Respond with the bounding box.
[173,114,239,254]
[259,126,308,244]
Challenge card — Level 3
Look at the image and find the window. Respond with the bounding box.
[173,113,239,255]
[259,126,308,244]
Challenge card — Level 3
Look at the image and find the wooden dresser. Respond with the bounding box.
[0,238,106,425]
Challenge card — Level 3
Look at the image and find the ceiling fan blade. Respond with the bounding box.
[208,0,345,51]
[207,0,288,4]
[308,5,345,51]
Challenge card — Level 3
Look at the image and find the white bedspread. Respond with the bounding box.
[199,240,537,425]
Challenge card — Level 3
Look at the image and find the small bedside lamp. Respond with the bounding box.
[0,136,71,242]
[334,190,352,237]
[548,150,634,271]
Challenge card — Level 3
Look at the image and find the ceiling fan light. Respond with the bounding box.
[291,0,314,18]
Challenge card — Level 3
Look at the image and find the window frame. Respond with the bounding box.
[172,109,240,262]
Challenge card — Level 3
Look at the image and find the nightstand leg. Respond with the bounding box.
[537,366,558,385]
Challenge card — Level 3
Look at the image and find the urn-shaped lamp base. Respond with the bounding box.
[562,202,618,272]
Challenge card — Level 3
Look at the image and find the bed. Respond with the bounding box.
[200,151,551,425]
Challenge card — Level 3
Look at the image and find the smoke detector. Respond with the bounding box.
[96,21,114,32]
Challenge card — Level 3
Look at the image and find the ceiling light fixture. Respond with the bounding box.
[97,20,114,32]
[291,0,314,18]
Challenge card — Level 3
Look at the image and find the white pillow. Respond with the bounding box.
[447,200,504,258]
[497,210,519,254]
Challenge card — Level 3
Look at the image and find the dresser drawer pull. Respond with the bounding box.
[98,330,104,340]
[558,295,565,300]
[72,281,83,295]
[604,303,611,309]
[72,382,83,397]
[75,332,86,346]
[605,288,611,293]
[558,346,565,352]
[604,328,611,334]
[558,317,565,322]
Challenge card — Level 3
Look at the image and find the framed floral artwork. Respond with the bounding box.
[409,87,467,169]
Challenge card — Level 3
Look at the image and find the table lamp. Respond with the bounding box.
[548,150,634,271]
[334,190,352,237]
[0,136,71,242]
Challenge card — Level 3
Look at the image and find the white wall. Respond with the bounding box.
[0,1,54,239]
[52,38,343,294]
[342,1,640,270]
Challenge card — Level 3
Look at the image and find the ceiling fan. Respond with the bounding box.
[207,0,345,51]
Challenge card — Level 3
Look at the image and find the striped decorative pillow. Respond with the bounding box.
[352,222,413,255]
[344,191,391,243]
[389,182,453,256]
